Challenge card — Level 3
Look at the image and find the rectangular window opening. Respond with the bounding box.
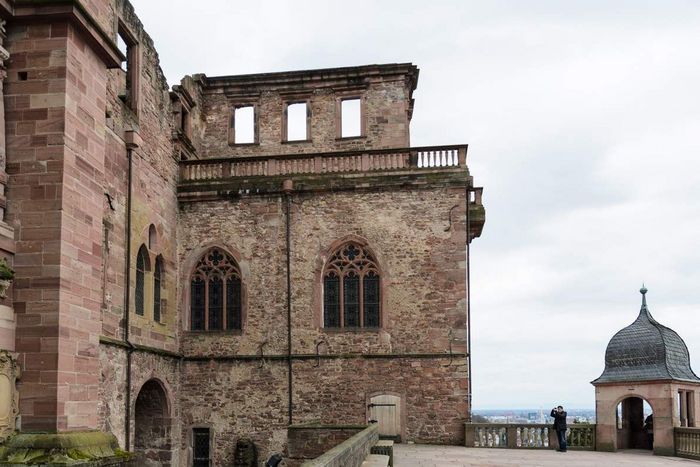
[192,428,211,467]
[117,32,128,71]
[117,24,138,113]
[234,106,255,144]
[341,98,361,137]
[286,102,307,141]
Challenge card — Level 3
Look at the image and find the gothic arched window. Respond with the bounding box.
[135,245,150,316]
[323,242,381,329]
[153,255,164,323]
[190,248,242,331]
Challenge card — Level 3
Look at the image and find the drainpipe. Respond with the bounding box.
[283,179,293,425]
[466,184,472,423]
[123,146,135,449]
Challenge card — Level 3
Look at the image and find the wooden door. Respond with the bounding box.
[369,394,401,441]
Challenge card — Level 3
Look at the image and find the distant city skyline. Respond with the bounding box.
[131,0,700,409]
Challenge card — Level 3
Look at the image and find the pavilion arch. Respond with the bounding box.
[314,235,389,329]
[613,393,654,450]
[133,377,173,465]
[180,242,248,332]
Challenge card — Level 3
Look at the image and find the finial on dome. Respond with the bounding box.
[640,284,647,307]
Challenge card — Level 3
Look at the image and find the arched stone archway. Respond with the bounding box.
[135,379,172,466]
[615,395,653,450]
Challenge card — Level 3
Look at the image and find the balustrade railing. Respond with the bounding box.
[179,144,467,183]
[465,423,595,450]
[675,427,700,460]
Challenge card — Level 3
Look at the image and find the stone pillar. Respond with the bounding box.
[680,390,687,427]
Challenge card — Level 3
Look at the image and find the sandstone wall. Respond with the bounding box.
[177,186,469,463]
[193,68,414,159]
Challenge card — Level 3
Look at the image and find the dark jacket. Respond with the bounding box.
[551,409,567,431]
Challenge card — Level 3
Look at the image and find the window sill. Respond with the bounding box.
[229,142,259,147]
[184,330,243,336]
[322,327,381,334]
[281,139,312,144]
[336,135,366,141]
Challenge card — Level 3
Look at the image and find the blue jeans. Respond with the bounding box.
[557,429,567,451]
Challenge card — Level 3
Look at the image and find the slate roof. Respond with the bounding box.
[592,287,700,384]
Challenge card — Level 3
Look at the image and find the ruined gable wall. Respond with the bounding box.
[194,73,413,159]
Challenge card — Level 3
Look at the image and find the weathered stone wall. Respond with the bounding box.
[192,66,415,159]
[179,187,467,356]
[287,423,365,461]
[298,424,379,467]
[178,186,469,462]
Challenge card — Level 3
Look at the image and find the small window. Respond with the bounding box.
[117,23,139,113]
[135,245,149,316]
[181,106,191,138]
[233,106,255,144]
[192,428,211,467]
[154,256,163,323]
[116,32,128,71]
[148,224,157,250]
[341,98,361,137]
[286,102,308,141]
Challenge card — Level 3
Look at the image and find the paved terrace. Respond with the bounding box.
[395,444,699,466]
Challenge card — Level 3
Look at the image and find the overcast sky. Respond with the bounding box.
[132,1,700,410]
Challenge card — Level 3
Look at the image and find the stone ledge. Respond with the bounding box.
[0,431,134,465]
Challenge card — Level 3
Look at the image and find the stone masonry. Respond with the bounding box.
[0,0,485,465]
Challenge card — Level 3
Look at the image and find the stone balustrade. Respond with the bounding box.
[179,144,468,183]
[675,427,700,460]
[465,423,595,450]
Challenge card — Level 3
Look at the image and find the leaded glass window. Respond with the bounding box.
[153,255,163,323]
[322,242,381,328]
[190,248,243,331]
[135,245,149,316]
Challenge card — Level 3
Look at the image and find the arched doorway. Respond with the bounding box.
[615,396,653,450]
[135,379,172,465]
[368,394,402,442]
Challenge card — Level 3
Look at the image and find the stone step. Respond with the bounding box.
[371,440,394,466]
[361,453,390,467]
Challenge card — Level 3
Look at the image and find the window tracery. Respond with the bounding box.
[190,248,242,331]
[323,242,380,328]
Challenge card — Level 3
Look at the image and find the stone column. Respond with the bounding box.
[680,390,687,427]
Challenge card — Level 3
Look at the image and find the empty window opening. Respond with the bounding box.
[117,24,138,113]
[117,32,128,71]
[286,102,308,141]
[17,71,27,81]
[192,428,211,467]
[341,98,361,137]
[180,107,191,137]
[234,106,255,144]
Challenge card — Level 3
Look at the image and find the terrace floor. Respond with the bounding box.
[394,444,699,466]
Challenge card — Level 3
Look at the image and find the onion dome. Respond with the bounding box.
[592,286,700,384]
